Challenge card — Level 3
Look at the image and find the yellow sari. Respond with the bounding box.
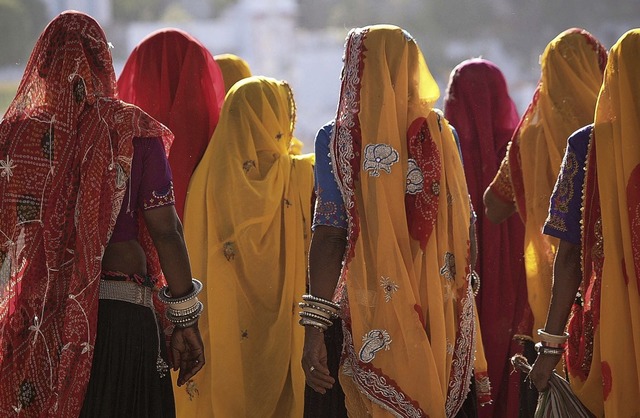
[214,53,252,93]
[331,25,474,418]
[175,76,314,417]
[490,28,606,338]
[594,29,640,418]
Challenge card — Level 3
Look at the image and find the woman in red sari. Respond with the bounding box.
[444,58,530,418]
[0,11,204,417]
[117,28,225,219]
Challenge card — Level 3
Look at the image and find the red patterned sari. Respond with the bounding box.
[0,11,171,417]
[444,58,529,418]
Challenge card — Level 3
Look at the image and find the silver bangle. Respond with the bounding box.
[166,302,204,323]
[299,317,329,332]
[298,301,339,319]
[301,294,340,312]
[167,300,203,317]
[299,311,333,327]
[173,317,200,329]
[158,278,203,305]
[535,342,564,356]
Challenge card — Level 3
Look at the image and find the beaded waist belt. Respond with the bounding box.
[99,279,155,309]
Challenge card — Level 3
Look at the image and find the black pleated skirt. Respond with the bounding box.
[79,299,175,418]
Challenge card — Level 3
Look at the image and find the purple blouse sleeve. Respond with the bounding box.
[136,137,175,211]
[543,125,592,244]
[312,121,348,230]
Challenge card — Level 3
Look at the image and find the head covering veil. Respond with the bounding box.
[174,76,314,417]
[503,28,607,337]
[117,28,225,219]
[214,53,252,93]
[585,29,640,417]
[330,25,474,418]
[0,11,171,415]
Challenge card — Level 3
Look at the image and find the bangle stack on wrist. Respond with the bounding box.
[298,294,340,332]
[158,278,204,328]
[535,328,569,355]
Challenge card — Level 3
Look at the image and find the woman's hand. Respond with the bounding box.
[171,323,205,386]
[301,327,335,394]
[529,353,562,391]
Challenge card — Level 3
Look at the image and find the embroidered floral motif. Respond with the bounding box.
[241,329,249,340]
[440,252,456,281]
[185,379,199,401]
[143,182,175,210]
[0,155,17,182]
[242,160,256,173]
[342,327,424,417]
[115,163,127,189]
[359,329,392,363]
[275,132,283,141]
[223,241,235,261]
[406,159,424,195]
[380,276,399,302]
[283,198,292,208]
[547,147,579,233]
[363,144,399,177]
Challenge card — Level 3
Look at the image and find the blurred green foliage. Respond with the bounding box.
[0,0,48,66]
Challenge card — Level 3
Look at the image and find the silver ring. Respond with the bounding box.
[309,366,316,373]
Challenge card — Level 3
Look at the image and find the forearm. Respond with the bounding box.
[308,226,347,300]
[152,228,193,298]
[543,240,582,335]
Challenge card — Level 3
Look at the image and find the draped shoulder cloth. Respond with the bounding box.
[444,58,527,417]
[490,28,607,337]
[590,29,640,418]
[175,76,313,417]
[331,25,474,418]
[0,11,171,416]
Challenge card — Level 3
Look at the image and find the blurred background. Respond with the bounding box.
[0,0,636,149]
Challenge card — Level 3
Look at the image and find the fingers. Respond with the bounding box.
[303,358,335,394]
[529,353,561,392]
[175,326,206,386]
[178,351,205,386]
[302,330,335,394]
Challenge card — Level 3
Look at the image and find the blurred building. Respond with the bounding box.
[44,0,112,24]
[124,0,344,147]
